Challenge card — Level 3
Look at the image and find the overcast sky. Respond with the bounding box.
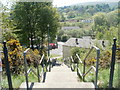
[53,0,100,7]
[0,0,119,7]
[53,0,119,7]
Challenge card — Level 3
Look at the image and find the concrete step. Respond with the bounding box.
[45,72,79,83]
[20,82,95,88]
[51,66,71,72]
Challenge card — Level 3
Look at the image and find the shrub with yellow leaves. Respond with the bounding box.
[2,39,23,74]
[2,39,41,74]
[99,51,112,68]
[85,58,96,66]
[25,49,41,68]
[85,50,112,68]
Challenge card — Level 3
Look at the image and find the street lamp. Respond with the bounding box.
[47,24,50,56]
[47,24,51,72]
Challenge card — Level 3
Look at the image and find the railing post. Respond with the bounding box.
[36,63,40,82]
[3,41,13,90]
[95,49,100,88]
[23,52,29,90]
[109,38,117,88]
[83,47,93,81]
[83,59,86,81]
[77,62,79,75]
[49,58,51,72]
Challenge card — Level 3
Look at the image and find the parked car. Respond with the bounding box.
[49,43,58,49]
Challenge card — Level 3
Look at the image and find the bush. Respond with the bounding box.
[79,22,83,28]
[99,50,112,68]
[61,35,68,42]
[2,39,23,74]
[85,50,112,69]
[2,39,41,74]
[71,47,81,63]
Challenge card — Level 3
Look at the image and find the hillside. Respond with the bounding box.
[74,2,118,7]
[58,2,118,21]
[57,1,118,43]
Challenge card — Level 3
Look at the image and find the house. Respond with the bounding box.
[63,37,108,59]
[61,26,80,30]
[81,19,93,23]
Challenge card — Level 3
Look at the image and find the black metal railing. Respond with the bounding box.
[3,41,13,90]
[23,48,45,90]
[2,41,47,89]
[109,38,119,88]
[64,45,100,88]
[83,46,100,88]
[47,56,51,72]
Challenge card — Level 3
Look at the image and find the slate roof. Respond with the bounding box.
[64,37,109,49]
[61,26,80,30]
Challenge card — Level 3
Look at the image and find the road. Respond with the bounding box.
[50,42,64,56]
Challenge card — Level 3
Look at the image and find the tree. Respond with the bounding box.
[71,47,81,63]
[11,2,59,49]
[93,12,107,27]
[61,34,68,42]
[0,2,14,42]
[60,14,66,22]
[107,10,118,27]
[93,10,118,43]
[67,11,76,18]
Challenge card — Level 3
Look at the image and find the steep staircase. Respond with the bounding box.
[20,62,95,88]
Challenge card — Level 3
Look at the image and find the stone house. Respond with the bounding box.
[63,37,109,59]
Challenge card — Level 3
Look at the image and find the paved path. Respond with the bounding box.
[20,63,95,88]
[45,64,79,83]
[50,42,64,56]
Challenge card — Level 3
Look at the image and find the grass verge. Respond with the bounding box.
[84,63,118,88]
[1,66,42,88]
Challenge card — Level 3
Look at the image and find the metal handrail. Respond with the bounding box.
[70,56,76,71]
[3,41,13,89]
[83,46,100,88]
[109,38,117,88]
[47,56,51,72]
[83,66,96,77]
[71,56,74,62]
[39,54,45,80]
[39,54,44,64]
[27,68,40,77]
[76,54,82,64]
[23,48,32,90]
[23,48,45,90]
[65,45,100,88]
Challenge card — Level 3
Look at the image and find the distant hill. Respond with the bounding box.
[72,2,118,8]
[58,2,118,21]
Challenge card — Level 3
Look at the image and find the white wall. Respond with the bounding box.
[63,45,76,59]
[63,45,71,59]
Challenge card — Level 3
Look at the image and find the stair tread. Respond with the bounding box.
[20,64,95,88]
[20,82,95,88]
[45,72,79,83]
[51,65,72,72]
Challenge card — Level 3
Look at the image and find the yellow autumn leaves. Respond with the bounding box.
[2,39,40,74]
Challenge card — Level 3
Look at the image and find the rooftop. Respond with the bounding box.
[64,37,109,49]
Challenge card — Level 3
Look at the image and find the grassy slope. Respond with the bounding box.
[1,66,42,88]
